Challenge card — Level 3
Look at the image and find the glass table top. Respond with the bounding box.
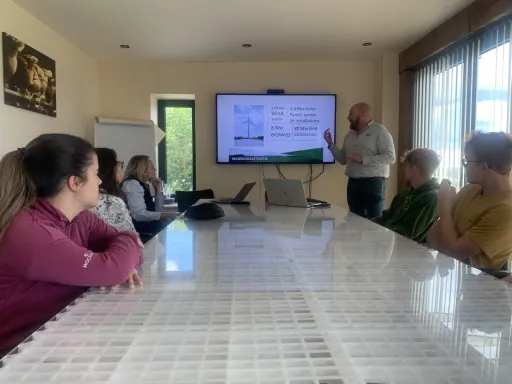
[1,203,511,383]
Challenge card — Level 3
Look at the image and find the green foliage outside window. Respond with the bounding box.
[165,107,193,194]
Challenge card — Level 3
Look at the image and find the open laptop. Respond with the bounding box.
[263,178,329,208]
[211,182,256,204]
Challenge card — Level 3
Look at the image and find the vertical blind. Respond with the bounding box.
[411,17,512,188]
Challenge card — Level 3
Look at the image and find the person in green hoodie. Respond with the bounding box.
[373,148,440,244]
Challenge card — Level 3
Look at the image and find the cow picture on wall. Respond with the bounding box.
[2,32,56,117]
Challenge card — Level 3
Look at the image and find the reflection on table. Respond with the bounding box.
[0,203,511,384]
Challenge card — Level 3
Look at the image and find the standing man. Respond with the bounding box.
[324,103,396,219]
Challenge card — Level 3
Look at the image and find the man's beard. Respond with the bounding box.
[349,120,358,131]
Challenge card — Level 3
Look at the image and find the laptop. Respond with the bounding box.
[263,178,328,208]
[211,182,256,204]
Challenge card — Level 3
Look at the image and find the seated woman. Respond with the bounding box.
[121,155,176,238]
[90,148,139,236]
[0,134,143,357]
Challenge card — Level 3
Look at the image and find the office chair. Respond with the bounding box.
[175,189,215,212]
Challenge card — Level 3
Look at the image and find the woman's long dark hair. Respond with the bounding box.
[95,148,123,198]
[0,134,94,241]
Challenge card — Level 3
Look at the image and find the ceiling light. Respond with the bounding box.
[120,44,130,49]
[362,42,372,47]
[241,44,252,48]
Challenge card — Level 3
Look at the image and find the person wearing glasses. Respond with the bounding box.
[427,131,512,270]
[90,148,139,236]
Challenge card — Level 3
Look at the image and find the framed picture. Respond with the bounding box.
[2,32,56,117]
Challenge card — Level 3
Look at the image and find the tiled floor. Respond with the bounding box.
[1,204,511,383]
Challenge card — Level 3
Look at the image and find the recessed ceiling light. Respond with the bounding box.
[120,44,130,49]
[241,43,252,48]
[362,42,372,47]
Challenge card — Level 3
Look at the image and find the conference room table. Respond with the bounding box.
[1,202,512,384]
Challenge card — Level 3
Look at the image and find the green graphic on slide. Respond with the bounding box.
[229,147,324,163]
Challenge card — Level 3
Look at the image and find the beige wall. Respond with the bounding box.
[0,0,99,157]
[99,60,399,208]
[378,53,400,198]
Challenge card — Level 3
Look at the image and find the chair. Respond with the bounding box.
[175,189,215,212]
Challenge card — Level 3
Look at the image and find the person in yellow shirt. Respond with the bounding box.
[427,131,512,270]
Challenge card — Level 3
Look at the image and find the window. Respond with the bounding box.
[430,61,464,187]
[475,25,511,134]
[411,17,512,188]
[157,99,196,195]
[412,50,467,188]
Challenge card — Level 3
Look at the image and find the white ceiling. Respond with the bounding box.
[13,0,474,62]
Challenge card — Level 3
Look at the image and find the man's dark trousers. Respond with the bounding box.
[347,177,386,219]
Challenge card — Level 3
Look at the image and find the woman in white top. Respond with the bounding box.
[90,148,137,234]
[121,155,176,237]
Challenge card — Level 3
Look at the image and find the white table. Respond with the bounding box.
[1,203,512,384]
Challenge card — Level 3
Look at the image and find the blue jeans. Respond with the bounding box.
[347,177,386,219]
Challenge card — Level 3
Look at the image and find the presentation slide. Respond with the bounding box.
[216,94,336,164]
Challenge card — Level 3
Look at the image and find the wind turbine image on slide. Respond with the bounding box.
[241,114,257,138]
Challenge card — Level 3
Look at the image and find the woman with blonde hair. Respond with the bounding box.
[121,155,175,238]
[0,134,142,357]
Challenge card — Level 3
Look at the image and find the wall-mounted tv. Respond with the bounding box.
[216,93,337,164]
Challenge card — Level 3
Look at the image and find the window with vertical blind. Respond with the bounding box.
[411,17,512,189]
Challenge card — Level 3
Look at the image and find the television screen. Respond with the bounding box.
[216,94,336,164]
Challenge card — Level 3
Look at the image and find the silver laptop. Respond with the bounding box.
[211,182,256,204]
[263,178,316,208]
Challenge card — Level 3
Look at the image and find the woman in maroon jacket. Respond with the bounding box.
[0,134,143,357]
